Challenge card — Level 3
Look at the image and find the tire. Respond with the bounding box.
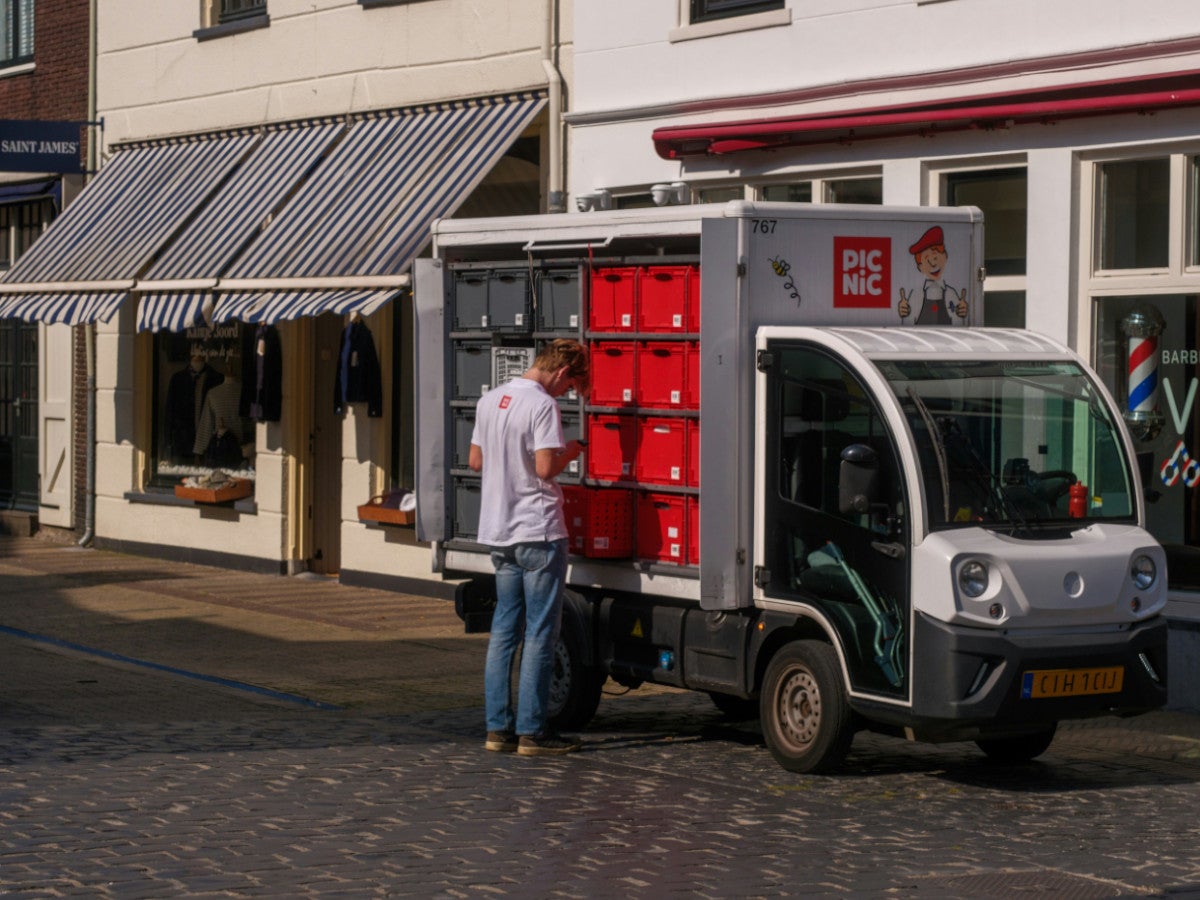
[976,724,1057,763]
[708,691,759,722]
[760,640,854,774]
[511,625,605,731]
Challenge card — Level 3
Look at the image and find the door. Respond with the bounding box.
[309,313,343,574]
[758,339,911,699]
[0,320,38,510]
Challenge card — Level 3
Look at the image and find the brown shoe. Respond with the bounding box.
[485,730,518,752]
[516,731,582,756]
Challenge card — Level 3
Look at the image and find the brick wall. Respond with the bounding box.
[0,0,92,534]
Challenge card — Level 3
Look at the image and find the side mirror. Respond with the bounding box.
[838,443,879,515]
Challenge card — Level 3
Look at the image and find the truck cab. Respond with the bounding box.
[751,326,1167,769]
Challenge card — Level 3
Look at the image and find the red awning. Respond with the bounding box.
[653,71,1200,159]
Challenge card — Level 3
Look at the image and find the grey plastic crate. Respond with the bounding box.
[560,410,581,482]
[452,270,489,331]
[487,270,531,331]
[452,341,492,400]
[452,408,476,469]
[452,477,482,540]
[491,345,535,388]
[537,268,581,332]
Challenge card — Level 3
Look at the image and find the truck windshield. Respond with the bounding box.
[879,360,1136,530]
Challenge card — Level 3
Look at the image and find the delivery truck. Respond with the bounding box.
[413,202,1168,773]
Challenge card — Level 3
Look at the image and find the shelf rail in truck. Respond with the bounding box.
[413,201,1168,773]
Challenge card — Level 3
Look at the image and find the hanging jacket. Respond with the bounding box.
[240,323,283,422]
[334,319,383,418]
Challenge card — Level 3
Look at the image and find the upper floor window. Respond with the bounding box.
[1098,157,1169,271]
[0,0,33,67]
[217,0,265,23]
[691,0,784,24]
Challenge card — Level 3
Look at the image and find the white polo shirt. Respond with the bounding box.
[471,377,567,546]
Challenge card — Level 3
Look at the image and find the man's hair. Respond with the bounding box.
[533,338,590,392]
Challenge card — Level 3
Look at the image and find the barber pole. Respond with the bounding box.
[1121,305,1166,442]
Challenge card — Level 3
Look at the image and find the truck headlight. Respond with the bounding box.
[1131,555,1157,591]
[959,560,989,598]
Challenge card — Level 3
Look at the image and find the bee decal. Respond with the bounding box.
[769,256,801,306]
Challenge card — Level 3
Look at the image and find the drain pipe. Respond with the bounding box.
[78,0,98,548]
[542,0,565,213]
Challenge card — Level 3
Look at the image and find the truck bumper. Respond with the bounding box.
[860,613,1169,741]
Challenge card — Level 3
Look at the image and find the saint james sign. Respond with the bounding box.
[0,120,86,174]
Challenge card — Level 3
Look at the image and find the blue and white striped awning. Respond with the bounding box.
[0,291,126,325]
[142,122,345,282]
[226,93,546,280]
[3,133,257,285]
[212,289,399,325]
[136,291,213,333]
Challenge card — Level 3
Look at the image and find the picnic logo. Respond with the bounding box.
[834,236,891,309]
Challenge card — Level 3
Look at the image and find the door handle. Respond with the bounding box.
[871,540,905,559]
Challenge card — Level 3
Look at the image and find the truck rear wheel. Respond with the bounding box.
[975,724,1057,763]
[509,625,604,732]
[760,640,854,774]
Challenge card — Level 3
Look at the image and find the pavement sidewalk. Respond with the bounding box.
[0,533,488,715]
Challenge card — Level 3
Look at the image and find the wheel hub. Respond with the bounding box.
[780,668,821,748]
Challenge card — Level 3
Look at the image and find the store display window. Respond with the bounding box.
[1094,294,1200,588]
[149,322,257,491]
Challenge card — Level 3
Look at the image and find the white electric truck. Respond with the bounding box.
[413,202,1168,773]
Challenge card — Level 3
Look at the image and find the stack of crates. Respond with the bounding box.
[584,263,701,566]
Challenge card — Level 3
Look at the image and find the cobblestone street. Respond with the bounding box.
[3,538,1200,897]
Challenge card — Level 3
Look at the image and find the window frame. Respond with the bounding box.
[690,0,784,24]
[0,0,33,68]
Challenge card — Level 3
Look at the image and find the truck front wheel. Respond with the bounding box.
[760,640,854,774]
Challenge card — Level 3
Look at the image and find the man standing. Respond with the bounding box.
[469,339,590,756]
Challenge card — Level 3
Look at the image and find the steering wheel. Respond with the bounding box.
[1030,469,1077,503]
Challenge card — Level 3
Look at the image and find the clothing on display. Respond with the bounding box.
[194,377,244,465]
[334,319,383,418]
[240,323,283,422]
[165,360,223,461]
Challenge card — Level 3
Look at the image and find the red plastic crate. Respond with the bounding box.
[637,492,688,564]
[563,485,634,558]
[637,265,691,333]
[586,413,637,482]
[685,340,700,410]
[589,267,637,332]
[636,341,687,409]
[686,418,699,487]
[687,496,699,566]
[688,267,701,333]
[635,417,687,486]
[588,341,636,408]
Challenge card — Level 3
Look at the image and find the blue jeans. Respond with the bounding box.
[485,539,568,736]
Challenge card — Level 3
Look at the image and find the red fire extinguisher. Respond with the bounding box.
[1069,483,1088,519]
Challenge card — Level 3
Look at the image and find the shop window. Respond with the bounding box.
[946,167,1027,277]
[0,197,53,269]
[760,182,813,203]
[1093,294,1200,589]
[691,0,784,24]
[1098,159,1169,270]
[150,324,257,491]
[825,178,882,205]
[0,0,33,67]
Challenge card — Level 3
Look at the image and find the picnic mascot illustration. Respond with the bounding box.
[897,225,968,325]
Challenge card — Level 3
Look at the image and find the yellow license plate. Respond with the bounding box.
[1020,666,1124,699]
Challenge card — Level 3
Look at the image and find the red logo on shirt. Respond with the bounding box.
[498,395,512,409]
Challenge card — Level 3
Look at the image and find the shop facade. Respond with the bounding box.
[0,0,570,594]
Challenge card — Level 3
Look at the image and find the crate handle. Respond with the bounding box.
[654,425,671,434]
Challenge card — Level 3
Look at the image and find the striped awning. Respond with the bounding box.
[3,133,257,285]
[226,93,546,279]
[212,289,399,325]
[142,122,345,281]
[0,291,126,325]
[136,291,212,333]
